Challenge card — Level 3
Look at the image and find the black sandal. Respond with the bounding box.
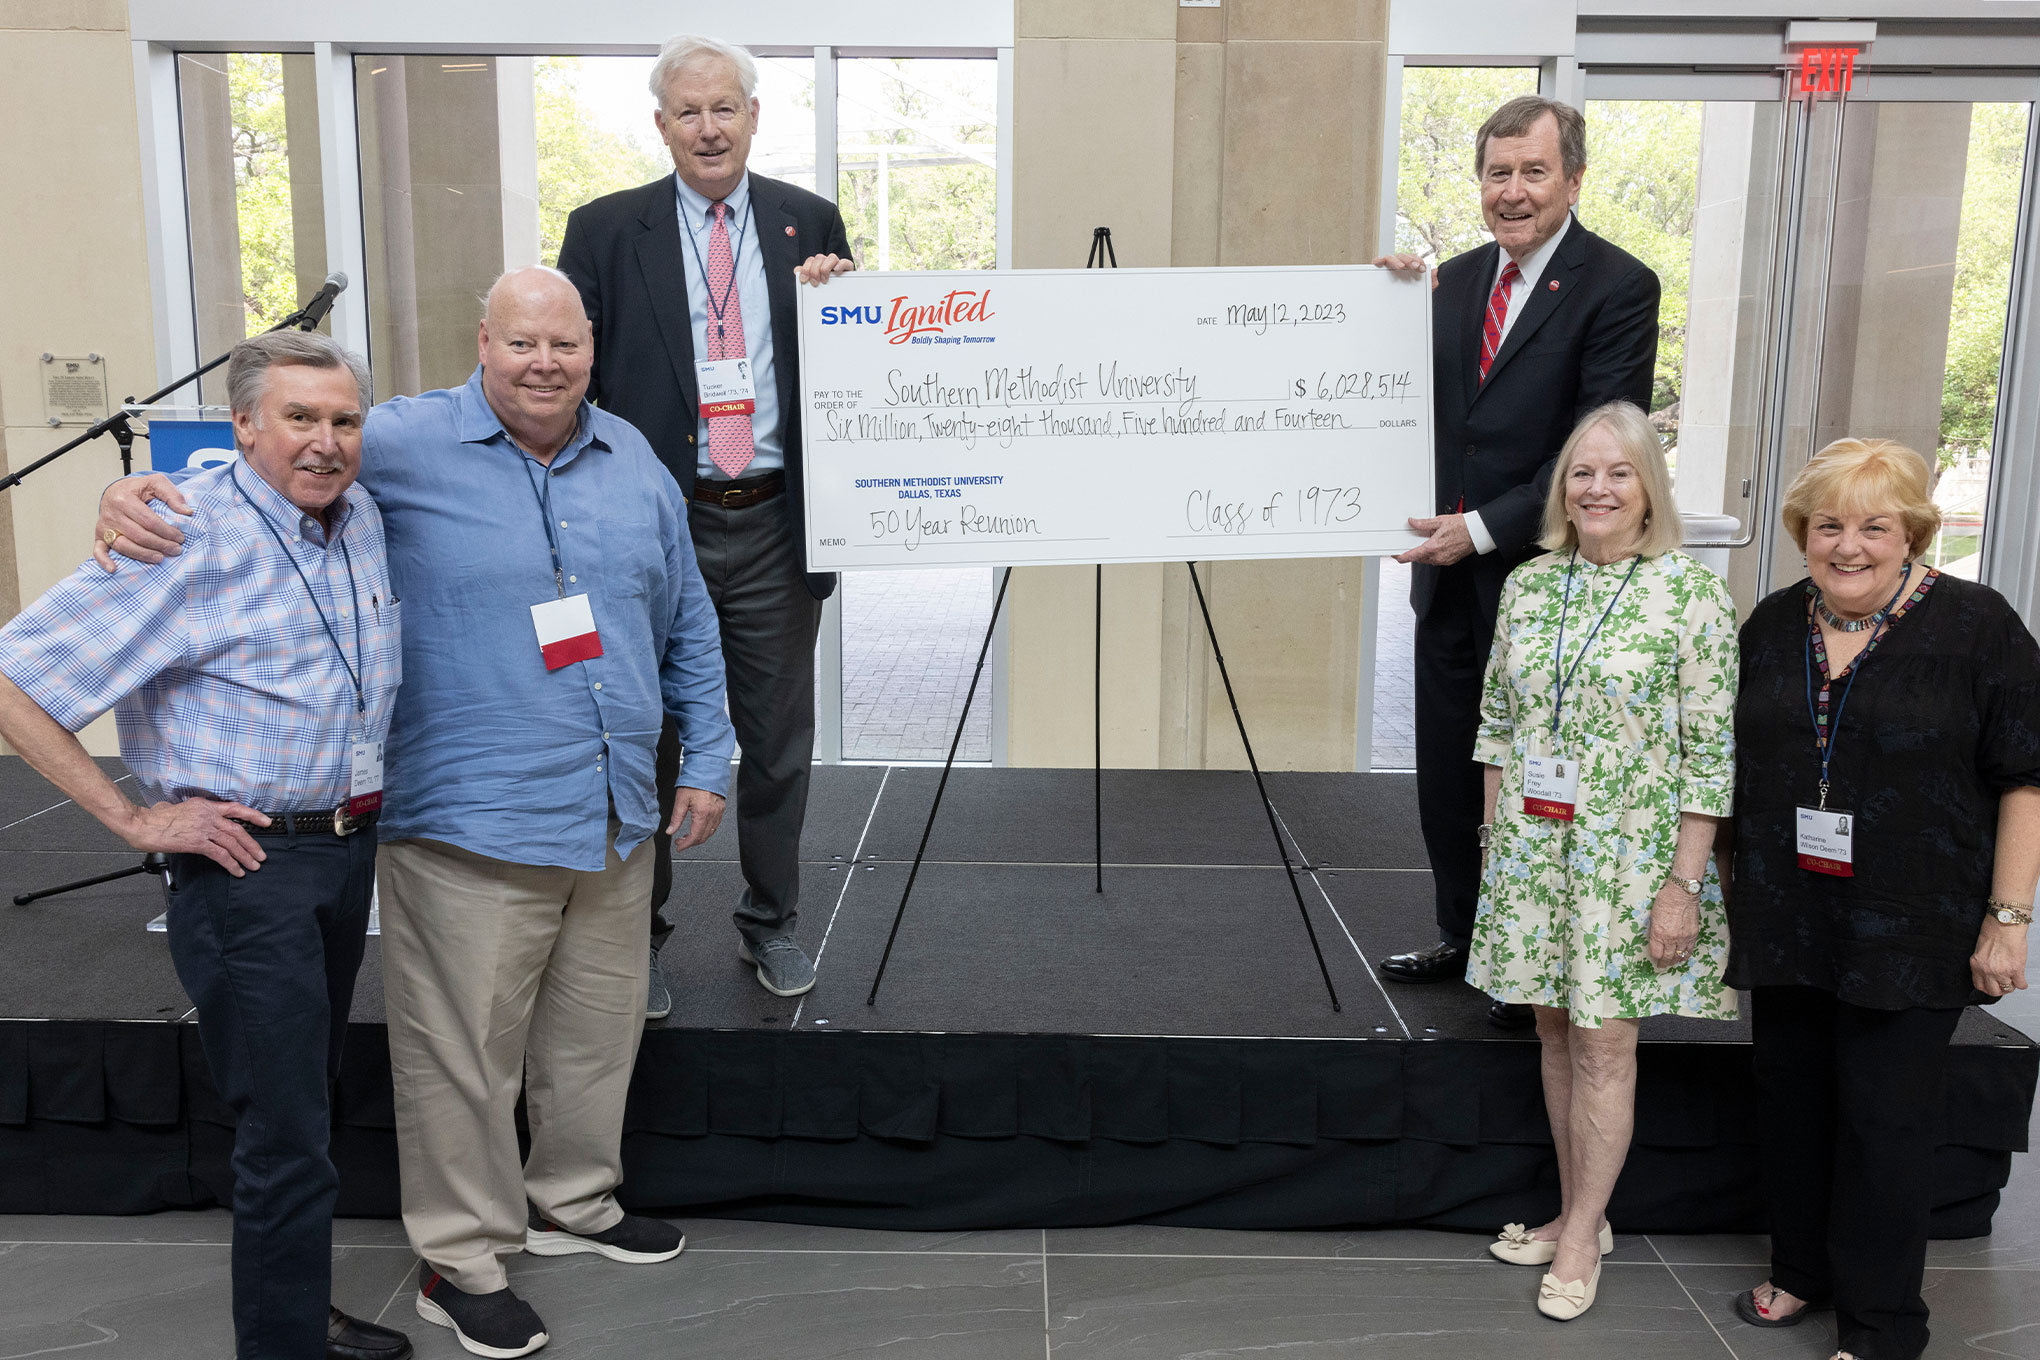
[1734,1286,1818,1328]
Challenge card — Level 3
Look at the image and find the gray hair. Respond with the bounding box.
[481,264,580,324]
[1476,95,1587,181]
[225,329,370,424]
[648,34,758,105]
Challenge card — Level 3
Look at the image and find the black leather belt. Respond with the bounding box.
[240,807,380,838]
[689,470,784,509]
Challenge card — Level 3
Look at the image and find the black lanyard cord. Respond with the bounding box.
[231,464,366,720]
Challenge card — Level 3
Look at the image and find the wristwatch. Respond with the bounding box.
[1476,824,1493,850]
[1667,876,1702,897]
[1991,899,2034,926]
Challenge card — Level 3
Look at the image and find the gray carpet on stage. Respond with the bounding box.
[0,758,2028,1052]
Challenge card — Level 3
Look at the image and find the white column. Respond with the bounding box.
[313,42,371,365]
[496,56,541,269]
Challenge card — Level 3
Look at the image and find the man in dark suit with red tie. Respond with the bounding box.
[1372,96,1660,1026]
[558,34,854,1007]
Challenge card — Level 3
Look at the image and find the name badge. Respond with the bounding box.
[348,739,384,817]
[1797,806,1854,876]
[531,593,604,671]
[696,358,757,419]
[1523,753,1579,821]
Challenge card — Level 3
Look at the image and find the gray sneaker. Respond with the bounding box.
[739,936,816,997]
[646,947,672,1020]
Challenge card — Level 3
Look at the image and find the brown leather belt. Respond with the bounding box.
[240,807,380,838]
[689,470,784,509]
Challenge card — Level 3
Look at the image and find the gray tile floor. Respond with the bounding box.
[5,980,2035,1360]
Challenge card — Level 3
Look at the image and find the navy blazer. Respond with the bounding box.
[1415,217,1659,620]
[557,171,852,600]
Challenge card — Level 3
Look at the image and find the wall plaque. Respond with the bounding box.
[42,353,110,427]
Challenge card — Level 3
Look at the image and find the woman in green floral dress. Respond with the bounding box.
[1467,402,1738,1321]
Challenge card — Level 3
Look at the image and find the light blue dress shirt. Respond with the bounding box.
[353,369,733,870]
[674,172,783,478]
[0,464,399,809]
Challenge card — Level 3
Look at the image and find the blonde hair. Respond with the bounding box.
[1781,438,1942,558]
[1537,402,1682,558]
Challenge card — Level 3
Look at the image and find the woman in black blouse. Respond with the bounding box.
[1724,438,2040,1360]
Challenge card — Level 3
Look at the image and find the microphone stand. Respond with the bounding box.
[4,283,339,913]
[0,289,339,494]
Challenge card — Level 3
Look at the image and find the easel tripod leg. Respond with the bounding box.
[1184,563,1342,1012]
[866,567,1014,1005]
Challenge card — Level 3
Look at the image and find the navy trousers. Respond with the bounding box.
[166,828,377,1360]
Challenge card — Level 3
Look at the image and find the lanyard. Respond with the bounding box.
[1801,563,1912,810]
[681,194,753,344]
[521,456,568,599]
[231,464,366,721]
[1549,550,1641,734]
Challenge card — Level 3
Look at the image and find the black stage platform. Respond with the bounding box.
[1,757,2032,1236]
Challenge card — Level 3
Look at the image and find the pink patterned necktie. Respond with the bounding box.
[704,201,756,478]
[1478,260,1521,384]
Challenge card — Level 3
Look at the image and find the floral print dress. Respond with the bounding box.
[1466,549,1739,1027]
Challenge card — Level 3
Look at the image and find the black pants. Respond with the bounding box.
[652,495,822,952]
[1413,564,1496,948]
[1750,985,1963,1360]
[165,830,377,1360]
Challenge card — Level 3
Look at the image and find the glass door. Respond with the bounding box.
[1582,73,2036,618]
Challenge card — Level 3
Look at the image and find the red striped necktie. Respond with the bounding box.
[1478,260,1521,384]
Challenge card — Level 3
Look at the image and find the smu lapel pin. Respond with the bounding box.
[785,225,797,237]
[1548,280,1560,291]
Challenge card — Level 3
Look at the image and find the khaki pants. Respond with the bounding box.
[378,828,653,1292]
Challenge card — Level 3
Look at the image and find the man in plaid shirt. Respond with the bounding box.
[0,331,411,1360]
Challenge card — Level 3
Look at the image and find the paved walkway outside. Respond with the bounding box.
[837,564,1415,769]
[841,567,994,762]
[1372,557,1417,770]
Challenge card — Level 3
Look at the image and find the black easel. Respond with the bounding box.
[865,231,1341,1012]
[6,275,346,910]
[1084,227,1114,894]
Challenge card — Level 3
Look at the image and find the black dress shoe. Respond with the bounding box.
[1376,941,1467,984]
[1488,1000,1535,1030]
[328,1305,412,1360]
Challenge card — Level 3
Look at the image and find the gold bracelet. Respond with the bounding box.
[1989,898,2034,926]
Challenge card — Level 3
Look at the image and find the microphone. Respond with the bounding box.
[295,272,349,330]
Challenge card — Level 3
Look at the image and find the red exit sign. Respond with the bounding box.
[1795,46,1859,97]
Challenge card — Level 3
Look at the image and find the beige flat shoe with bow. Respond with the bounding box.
[1537,1261,1602,1320]
[1488,1220,1614,1265]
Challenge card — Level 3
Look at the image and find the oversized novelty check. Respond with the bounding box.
[796,265,1434,570]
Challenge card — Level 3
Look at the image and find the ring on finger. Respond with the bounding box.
[102,528,122,546]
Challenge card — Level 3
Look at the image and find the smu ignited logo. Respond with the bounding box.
[821,290,995,345]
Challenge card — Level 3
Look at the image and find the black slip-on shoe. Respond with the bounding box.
[1488,1001,1535,1030]
[327,1305,412,1360]
[525,1204,685,1264]
[414,1264,547,1358]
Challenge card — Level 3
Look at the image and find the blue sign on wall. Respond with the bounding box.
[147,420,237,473]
